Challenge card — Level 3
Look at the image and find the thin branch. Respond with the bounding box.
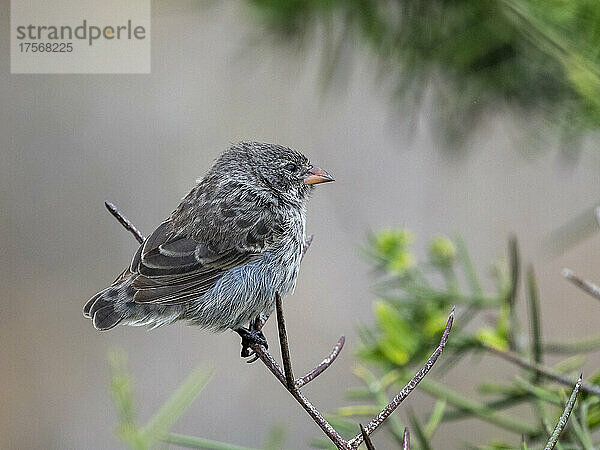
[360,424,376,450]
[543,374,582,450]
[275,293,295,389]
[544,335,600,354]
[250,343,350,449]
[526,265,543,381]
[403,428,410,450]
[251,339,287,385]
[105,201,145,244]
[562,268,600,302]
[507,236,520,352]
[296,336,345,389]
[349,307,455,448]
[483,345,600,397]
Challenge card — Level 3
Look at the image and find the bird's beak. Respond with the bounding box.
[304,165,335,185]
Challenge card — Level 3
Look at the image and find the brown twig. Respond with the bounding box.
[360,424,376,450]
[105,202,455,450]
[483,344,600,397]
[562,268,600,302]
[349,306,455,448]
[250,342,350,449]
[105,201,145,244]
[275,293,295,389]
[295,336,345,389]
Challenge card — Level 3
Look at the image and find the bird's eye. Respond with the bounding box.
[284,163,297,172]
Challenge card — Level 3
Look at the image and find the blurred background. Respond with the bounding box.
[2,1,600,448]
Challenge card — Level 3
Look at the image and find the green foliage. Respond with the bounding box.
[332,229,600,448]
[108,350,285,450]
[246,0,600,148]
[372,229,415,275]
[360,230,507,371]
[428,236,456,269]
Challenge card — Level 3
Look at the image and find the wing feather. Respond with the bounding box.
[129,215,269,305]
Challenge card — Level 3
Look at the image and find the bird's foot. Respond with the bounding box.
[235,327,268,360]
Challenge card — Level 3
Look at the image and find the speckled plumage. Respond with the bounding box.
[83,142,331,333]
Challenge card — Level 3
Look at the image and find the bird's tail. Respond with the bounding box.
[83,271,134,330]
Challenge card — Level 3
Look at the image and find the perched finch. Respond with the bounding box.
[83,142,334,356]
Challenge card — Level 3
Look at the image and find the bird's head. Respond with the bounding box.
[213,142,334,206]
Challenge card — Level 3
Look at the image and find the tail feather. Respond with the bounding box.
[87,296,112,320]
[83,291,104,318]
[84,271,184,331]
[93,305,123,330]
[83,295,97,318]
[83,273,134,330]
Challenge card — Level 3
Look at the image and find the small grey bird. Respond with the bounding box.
[83,142,334,356]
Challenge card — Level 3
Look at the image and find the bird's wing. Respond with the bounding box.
[130,218,269,305]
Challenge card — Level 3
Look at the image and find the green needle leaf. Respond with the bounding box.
[544,374,582,450]
[143,366,213,445]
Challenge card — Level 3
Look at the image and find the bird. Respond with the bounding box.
[83,141,334,357]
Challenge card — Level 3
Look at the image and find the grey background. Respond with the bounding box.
[1,1,600,449]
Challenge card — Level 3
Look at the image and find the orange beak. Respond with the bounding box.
[304,165,335,185]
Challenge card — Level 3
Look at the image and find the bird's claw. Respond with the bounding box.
[236,327,268,360]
